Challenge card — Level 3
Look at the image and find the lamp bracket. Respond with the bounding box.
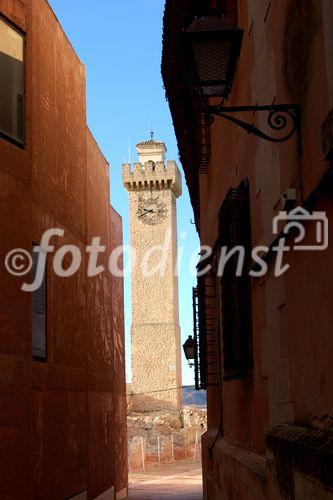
[207,103,302,150]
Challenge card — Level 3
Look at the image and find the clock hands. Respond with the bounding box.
[139,208,154,217]
[137,198,166,224]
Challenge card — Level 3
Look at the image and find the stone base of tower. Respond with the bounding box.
[128,391,182,413]
[130,323,182,412]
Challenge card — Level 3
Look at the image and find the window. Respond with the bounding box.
[32,246,47,360]
[0,16,24,146]
[218,178,253,380]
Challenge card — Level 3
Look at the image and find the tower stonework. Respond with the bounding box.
[123,139,182,412]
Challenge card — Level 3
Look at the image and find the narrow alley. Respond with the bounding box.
[129,460,203,500]
[128,460,203,499]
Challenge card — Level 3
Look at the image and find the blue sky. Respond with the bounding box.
[49,0,200,385]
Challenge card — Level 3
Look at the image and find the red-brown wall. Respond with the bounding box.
[0,1,127,499]
[109,206,128,495]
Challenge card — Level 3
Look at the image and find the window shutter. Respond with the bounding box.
[193,266,220,390]
[218,178,253,380]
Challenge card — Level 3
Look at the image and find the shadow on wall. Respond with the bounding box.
[284,0,319,103]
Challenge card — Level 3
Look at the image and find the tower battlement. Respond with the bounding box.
[122,160,182,197]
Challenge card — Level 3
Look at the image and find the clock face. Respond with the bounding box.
[137,196,167,225]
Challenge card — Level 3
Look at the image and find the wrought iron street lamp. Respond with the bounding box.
[183,335,196,368]
[184,16,302,148]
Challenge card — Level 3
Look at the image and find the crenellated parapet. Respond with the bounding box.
[122,159,182,197]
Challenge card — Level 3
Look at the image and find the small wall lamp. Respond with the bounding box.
[183,335,196,368]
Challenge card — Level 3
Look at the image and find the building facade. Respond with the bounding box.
[123,139,183,412]
[162,0,333,498]
[0,1,127,499]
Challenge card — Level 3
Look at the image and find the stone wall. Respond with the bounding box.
[128,407,207,470]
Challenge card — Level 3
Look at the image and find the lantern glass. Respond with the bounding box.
[185,17,243,99]
[183,335,196,361]
[192,39,232,96]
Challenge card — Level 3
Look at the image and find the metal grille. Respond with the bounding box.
[193,286,201,390]
[193,271,220,390]
[198,113,212,173]
[218,178,253,380]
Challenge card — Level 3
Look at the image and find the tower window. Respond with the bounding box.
[0,16,24,146]
[32,246,47,361]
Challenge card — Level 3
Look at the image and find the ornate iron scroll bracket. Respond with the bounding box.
[207,104,302,151]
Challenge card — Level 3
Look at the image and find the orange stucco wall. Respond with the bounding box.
[196,1,333,498]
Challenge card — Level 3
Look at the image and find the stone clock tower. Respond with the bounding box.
[122,138,182,412]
